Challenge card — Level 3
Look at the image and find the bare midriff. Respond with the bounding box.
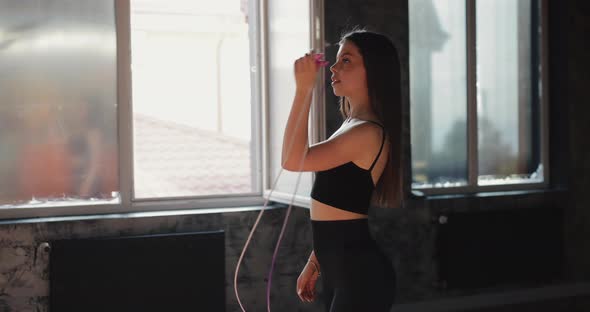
[310,199,368,221]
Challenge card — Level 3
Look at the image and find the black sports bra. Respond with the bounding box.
[310,120,386,215]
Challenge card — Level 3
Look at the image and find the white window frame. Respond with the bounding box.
[261,0,325,209]
[411,0,550,196]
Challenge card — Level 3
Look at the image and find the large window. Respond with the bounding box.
[0,1,119,208]
[409,0,548,194]
[130,0,256,199]
[0,0,321,219]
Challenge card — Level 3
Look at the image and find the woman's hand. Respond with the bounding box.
[296,260,320,302]
[294,51,325,92]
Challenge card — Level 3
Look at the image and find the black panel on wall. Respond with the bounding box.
[50,231,225,312]
[435,207,563,290]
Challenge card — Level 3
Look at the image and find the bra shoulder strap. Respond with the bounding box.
[365,121,386,172]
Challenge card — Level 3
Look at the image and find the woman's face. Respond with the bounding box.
[329,40,367,98]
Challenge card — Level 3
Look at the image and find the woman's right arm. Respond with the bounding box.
[281,53,371,172]
[281,52,320,170]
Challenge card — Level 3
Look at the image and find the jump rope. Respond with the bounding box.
[234,52,330,312]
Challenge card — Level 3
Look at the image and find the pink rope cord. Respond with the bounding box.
[234,51,327,312]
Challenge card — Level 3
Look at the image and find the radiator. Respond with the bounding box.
[49,230,225,312]
[435,206,563,290]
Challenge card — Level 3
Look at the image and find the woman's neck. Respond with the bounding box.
[346,111,379,122]
[346,96,376,121]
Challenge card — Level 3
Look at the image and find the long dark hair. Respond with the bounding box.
[338,29,404,209]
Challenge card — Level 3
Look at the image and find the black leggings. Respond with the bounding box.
[311,219,396,312]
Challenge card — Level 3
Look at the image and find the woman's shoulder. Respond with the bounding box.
[340,119,384,139]
[326,120,385,153]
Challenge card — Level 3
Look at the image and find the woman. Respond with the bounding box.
[281,29,403,311]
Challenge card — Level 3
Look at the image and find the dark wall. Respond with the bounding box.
[0,207,321,312]
[553,0,590,282]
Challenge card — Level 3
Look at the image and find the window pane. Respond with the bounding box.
[266,0,313,206]
[476,0,543,185]
[130,0,255,198]
[0,1,119,207]
[409,0,468,188]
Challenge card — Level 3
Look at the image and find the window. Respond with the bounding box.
[0,1,120,209]
[0,0,321,219]
[130,0,257,199]
[263,0,324,208]
[409,0,548,194]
